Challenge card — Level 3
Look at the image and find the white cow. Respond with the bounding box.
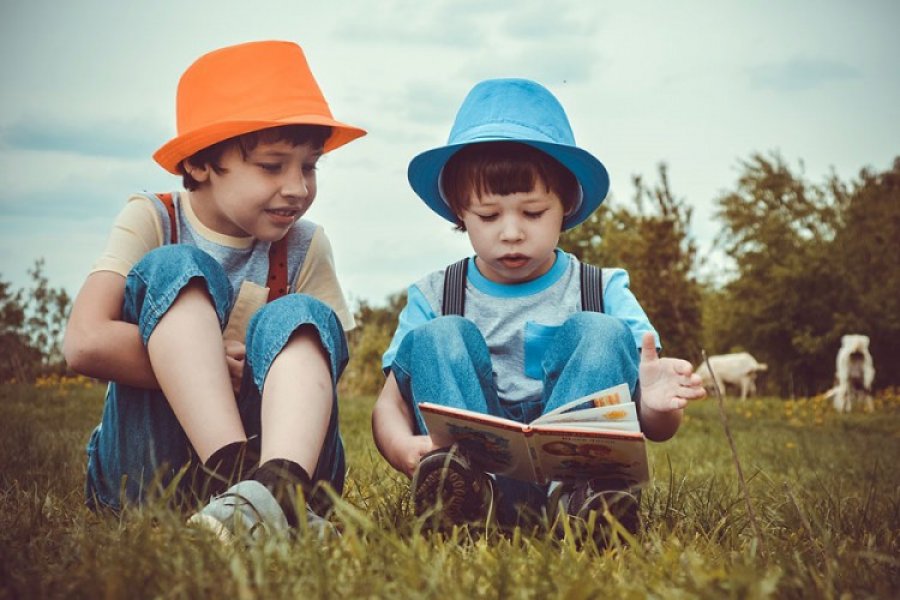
[696,352,768,401]
[827,334,875,413]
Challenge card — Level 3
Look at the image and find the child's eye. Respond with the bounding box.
[302,163,319,174]
[477,213,499,222]
[258,163,283,173]
[524,210,547,219]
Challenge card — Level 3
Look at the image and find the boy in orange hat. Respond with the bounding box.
[64,41,366,539]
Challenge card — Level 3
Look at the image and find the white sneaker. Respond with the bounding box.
[188,480,289,543]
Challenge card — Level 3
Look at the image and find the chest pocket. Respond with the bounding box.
[441,258,606,381]
[524,321,561,380]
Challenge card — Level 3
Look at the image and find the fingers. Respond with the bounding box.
[405,436,437,478]
[671,359,694,375]
[658,357,697,379]
[225,354,244,394]
[680,384,707,400]
[670,397,688,410]
[417,435,438,457]
[640,332,658,361]
[225,354,244,374]
[224,340,246,360]
[675,373,704,388]
[670,388,707,409]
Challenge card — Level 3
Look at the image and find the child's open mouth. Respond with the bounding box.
[499,255,529,269]
[265,208,300,224]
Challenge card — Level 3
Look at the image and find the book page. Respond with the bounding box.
[532,401,639,432]
[419,404,538,480]
[530,427,650,487]
[535,383,631,424]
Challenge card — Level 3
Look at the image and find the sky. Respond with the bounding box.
[1,0,898,309]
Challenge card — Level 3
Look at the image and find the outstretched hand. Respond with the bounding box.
[639,332,706,412]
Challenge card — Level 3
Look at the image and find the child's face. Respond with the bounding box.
[187,139,322,241]
[460,186,565,284]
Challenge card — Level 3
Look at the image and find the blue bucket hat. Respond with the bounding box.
[407,78,609,230]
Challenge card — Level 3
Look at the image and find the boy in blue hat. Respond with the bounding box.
[371,78,706,535]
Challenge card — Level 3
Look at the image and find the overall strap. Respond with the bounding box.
[441,258,469,316]
[155,193,178,244]
[580,263,604,313]
[443,258,605,315]
[154,192,289,303]
[266,238,289,302]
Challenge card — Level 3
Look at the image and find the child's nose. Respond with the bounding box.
[281,172,309,199]
[499,218,524,242]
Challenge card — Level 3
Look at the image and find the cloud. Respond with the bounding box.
[1,115,167,160]
[502,4,598,38]
[748,57,860,92]
[461,41,598,85]
[0,150,177,220]
[333,0,601,54]
[0,186,126,220]
[399,81,467,127]
[459,3,602,85]
[334,0,492,47]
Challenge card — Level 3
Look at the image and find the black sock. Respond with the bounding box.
[252,459,313,527]
[193,440,258,502]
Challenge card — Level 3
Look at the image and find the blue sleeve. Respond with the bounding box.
[382,284,438,373]
[603,268,661,350]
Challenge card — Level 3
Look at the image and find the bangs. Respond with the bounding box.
[441,142,579,221]
[464,157,544,199]
[236,124,333,155]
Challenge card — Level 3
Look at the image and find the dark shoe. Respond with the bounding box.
[412,447,494,529]
[550,480,640,547]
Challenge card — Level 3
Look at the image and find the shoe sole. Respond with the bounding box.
[413,452,493,526]
[187,513,235,544]
[415,467,473,523]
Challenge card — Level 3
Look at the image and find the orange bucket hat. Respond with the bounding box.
[153,40,366,174]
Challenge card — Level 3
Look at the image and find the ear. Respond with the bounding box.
[182,160,211,183]
[562,185,583,217]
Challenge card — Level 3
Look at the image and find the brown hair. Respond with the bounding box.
[439,142,579,230]
[179,124,332,190]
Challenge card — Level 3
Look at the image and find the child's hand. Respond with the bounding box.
[223,340,246,396]
[399,435,439,478]
[639,332,706,412]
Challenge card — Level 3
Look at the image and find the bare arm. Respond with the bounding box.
[371,372,437,477]
[63,271,160,389]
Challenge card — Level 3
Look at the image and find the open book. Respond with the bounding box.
[419,383,649,487]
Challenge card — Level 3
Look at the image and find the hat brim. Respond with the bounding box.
[408,138,609,230]
[153,115,366,174]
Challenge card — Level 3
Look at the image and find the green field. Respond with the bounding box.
[1,380,898,598]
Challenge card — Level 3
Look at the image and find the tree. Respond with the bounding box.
[708,153,900,395]
[561,163,704,362]
[0,259,71,382]
[340,292,405,396]
[25,259,71,370]
[829,157,900,386]
[710,154,841,395]
[0,278,35,382]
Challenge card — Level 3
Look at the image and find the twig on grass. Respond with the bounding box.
[702,349,767,558]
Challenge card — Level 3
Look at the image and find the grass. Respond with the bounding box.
[1,378,898,598]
